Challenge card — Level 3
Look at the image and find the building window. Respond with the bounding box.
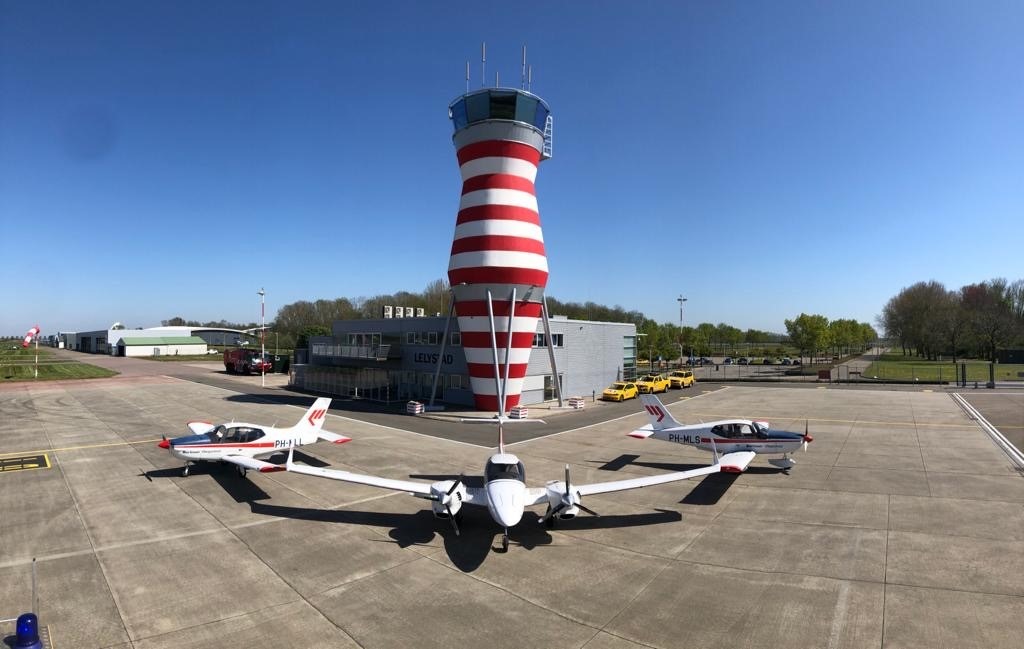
[449,374,462,389]
[428,331,437,345]
[406,332,416,344]
[532,333,564,348]
[450,332,461,346]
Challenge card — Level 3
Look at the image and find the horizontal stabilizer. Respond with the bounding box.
[718,451,756,473]
[187,421,214,435]
[628,427,654,439]
[317,430,352,444]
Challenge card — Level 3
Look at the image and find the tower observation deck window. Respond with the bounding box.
[449,89,551,134]
[489,91,517,119]
[465,92,490,123]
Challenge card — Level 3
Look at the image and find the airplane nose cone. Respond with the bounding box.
[486,480,525,528]
[158,439,170,449]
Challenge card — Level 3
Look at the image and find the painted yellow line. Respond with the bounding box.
[0,439,162,458]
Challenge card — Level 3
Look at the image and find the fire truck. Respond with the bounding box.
[223,348,272,374]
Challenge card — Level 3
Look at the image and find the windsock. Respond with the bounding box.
[23,325,41,348]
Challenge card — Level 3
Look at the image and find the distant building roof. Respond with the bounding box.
[119,336,207,346]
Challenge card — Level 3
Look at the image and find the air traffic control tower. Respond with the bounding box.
[446,88,554,413]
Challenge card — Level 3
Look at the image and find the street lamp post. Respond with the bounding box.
[636,332,648,374]
[677,295,687,367]
[258,288,265,387]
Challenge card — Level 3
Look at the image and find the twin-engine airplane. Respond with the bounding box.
[630,394,813,471]
[286,424,746,552]
[158,397,349,477]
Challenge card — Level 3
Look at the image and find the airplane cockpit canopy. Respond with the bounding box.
[207,426,266,444]
[485,458,526,483]
[710,422,768,439]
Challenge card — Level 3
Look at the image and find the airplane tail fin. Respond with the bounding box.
[294,397,329,431]
[639,394,683,431]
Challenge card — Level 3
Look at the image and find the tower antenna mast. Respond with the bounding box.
[521,45,527,90]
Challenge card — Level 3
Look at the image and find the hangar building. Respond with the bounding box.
[61,326,254,355]
[290,315,639,408]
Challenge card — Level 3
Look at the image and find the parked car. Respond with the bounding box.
[781,357,792,365]
[602,382,639,402]
[699,357,713,366]
[737,357,750,365]
[636,374,671,394]
[668,370,696,389]
[762,357,774,364]
[723,357,734,364]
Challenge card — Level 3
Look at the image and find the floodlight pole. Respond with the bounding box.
[258,288,266,387]
[677,295,687,366]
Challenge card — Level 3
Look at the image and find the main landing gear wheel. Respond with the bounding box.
[237,465,248,478]
[182,463,190,477]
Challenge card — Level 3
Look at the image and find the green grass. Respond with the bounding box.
[862,353,1024,382]
[0,361,118,381]
[0,344,119,381]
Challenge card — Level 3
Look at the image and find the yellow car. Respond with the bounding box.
[636,374,671,394]
[668,370,696,389]
[601,382,639,402]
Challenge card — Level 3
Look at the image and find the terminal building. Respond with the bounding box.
[290,314,638,408]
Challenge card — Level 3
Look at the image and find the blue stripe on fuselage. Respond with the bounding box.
[765,431,803,441]
[169,434,211,447]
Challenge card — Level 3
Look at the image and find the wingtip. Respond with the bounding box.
[333,437,352,444]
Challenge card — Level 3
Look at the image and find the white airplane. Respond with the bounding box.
[285,422,751,552]
[157,397,350,477]
[630,394,812,471]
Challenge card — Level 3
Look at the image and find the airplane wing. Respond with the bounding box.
[285,455,434,497]
[317,430,352,444]
[574,462,722,497]
[187,421,214,435]
[221,454,286,473]
[524,462,723,505]
[717,450,756,473]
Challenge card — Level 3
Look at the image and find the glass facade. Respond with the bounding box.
[449,89,550,134]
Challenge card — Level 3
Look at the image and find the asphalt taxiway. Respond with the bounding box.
[1,363,1023,648]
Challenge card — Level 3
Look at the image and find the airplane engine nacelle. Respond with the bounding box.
[557,504,579,520]
[429,480,466,519]
[544,481,581,520]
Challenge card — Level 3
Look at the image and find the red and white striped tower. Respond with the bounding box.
[447,88,552,413]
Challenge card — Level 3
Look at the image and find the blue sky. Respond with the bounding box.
[2,1,1022,336]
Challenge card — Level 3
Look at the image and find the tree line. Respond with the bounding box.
[878,278,1024,362]
[163,278,878,358]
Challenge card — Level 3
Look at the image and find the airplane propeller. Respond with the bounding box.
[428,477,465,536]
[802,420,813,452]
[540,464,598,524]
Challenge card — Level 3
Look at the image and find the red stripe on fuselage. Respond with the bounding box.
[172,442,277,449]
